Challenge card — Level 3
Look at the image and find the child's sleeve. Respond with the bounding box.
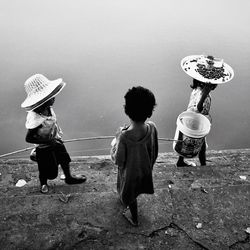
[110,135,126,166]
[152,124,159,165]
[25,111,45,129]
[25,126,40,143]
[25,112,43,144]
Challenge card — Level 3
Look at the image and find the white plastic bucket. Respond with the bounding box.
[173,111,211,158]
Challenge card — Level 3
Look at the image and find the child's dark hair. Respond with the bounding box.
[33,97,55,113]
[190,79,217,90]
[124,86,156,122]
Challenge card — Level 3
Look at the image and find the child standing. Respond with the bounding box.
[111,86,158,226]
[21,74,86,193]
[176,55,234,167]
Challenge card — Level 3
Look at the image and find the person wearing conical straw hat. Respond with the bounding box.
[175,55,234,167]
[21,74,86,193]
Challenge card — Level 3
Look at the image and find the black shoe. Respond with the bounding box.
[65,175,87,185]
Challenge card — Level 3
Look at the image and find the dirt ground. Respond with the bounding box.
[0,149,250,250]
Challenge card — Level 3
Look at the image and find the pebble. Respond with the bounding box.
[15,179,27,187]
[196,223,202,229]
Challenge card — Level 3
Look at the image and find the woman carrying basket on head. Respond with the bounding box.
[174,55,234,167]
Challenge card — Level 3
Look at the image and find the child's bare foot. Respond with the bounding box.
[122,209,138,227]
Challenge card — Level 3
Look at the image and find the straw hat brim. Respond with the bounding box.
[21,79,65,110]
[25,82,65,111]
[181,55,234,84]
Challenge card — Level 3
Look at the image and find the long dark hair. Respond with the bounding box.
[190,79,205,89]
[190,79,217,90]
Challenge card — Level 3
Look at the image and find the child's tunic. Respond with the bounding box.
[25,107,70,182]
[111,121,158,206]
[25,107,63,148]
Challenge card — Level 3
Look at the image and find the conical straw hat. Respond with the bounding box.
[21,74,66,111]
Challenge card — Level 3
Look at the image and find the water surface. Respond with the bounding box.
[0,0,250,157]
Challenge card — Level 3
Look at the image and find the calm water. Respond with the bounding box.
[0,0,250,157]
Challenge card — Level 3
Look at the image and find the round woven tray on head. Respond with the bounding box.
[181,55,234,84]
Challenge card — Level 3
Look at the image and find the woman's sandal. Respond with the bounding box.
[176,161,196,167]
[40,184,49,194]
[122,209,138,227]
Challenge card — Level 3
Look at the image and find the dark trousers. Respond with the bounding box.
[36,141,71,185]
